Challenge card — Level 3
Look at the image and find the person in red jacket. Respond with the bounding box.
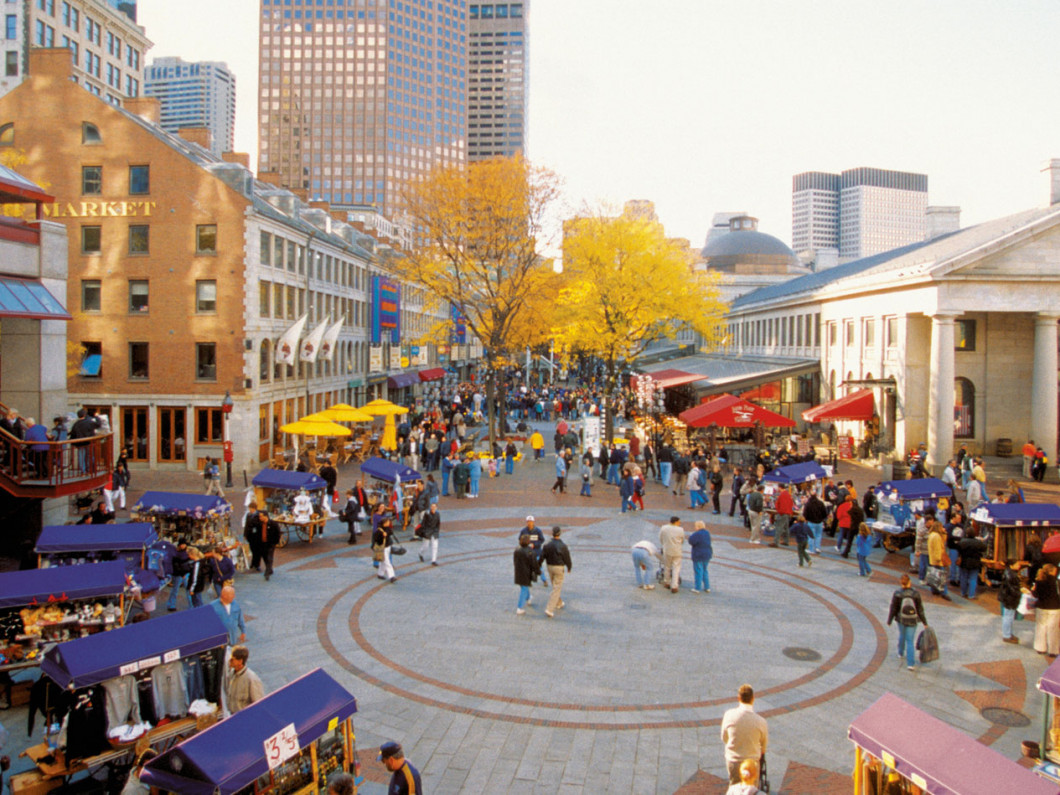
[835,494,855,553]
[769,486,794,547]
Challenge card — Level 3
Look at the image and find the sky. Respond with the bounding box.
[138,0,1060,249]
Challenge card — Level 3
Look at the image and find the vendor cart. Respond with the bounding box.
[360,457,422,530]
[131,491,232,548]
[872,478,952,553]
[141,667,360,795]
[35,523,158,571]
[970,502,1060,572]
[0,561,129,672]
[18,605,230,789]
[849,692,1057,794]
[251,469,330,546]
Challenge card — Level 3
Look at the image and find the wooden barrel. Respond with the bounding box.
[996,438,1013,457]
[891,460,910,480]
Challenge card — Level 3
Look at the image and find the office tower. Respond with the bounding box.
[467,1,527,160]
[145,57,236,156]
[792,167,927,262]
[0,0,151,103]
[257,0,468,219]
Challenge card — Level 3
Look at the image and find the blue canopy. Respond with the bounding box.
[762,461,827,485]
[972,502,1060,527]
[360,457,422,484]
[41,605,228,690]
[132,491,232,518]
[0,560,127,609]
[141,668,358,795]
[35,523,157,554]
[251,468,327,491]
[875,478,952,502]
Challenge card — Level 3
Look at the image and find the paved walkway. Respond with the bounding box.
[5,428,1058,793]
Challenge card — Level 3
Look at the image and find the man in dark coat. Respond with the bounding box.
[249,509,282,580]
[513,534,539,615]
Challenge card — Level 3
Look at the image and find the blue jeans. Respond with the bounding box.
[959,567,978,598]
[580,480,591,496]
[918,553,929,582]
[857,554,872,576]
[621,495,632,513]
[505,455,514,475]
[166,575,189,610]
[1002,606,1016,638]
[692,560,710,591]
[948,555,960,584]
[897,623,917,666]
[632,547,654,586]
[607,463,620,485]
[808,522,823,553]
[537,556,548,586]
[442,470,450,495]
[660,461,672,487]
[517,586,530,609]
[470,474,480,496]
[690,489,706,508]
[190,592,204,608]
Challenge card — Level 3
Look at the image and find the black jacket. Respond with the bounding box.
[513,546,538,586]
[420,510,441,538]
[542,538,572,570]
[957,536,987,571]
[803,495,828,524]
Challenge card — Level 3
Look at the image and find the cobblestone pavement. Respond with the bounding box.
[6,425,1058,793]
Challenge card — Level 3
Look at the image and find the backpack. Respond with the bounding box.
[899,591,918,620]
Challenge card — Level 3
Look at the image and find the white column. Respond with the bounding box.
[927,313,957,475]
[1031,313,1060,479]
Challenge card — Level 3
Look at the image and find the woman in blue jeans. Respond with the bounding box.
[887,574,927,670]
[687,520,713,594]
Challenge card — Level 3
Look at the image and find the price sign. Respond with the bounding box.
[264,723,300,770]
[163,650,180,664]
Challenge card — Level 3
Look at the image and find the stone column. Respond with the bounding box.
[926,313,957,475]
[1031,313,1060,479]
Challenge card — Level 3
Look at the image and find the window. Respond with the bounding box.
[195,280,216,313]
[4,52,15,77]
[81,279,100,312]
[126,47,139,70]
[196,224,217,254]
[81,122,101,144]
[128,342,148,379]
[954,378,975,438]
[80,341,102,377]
[827,322,837,346]
[128,165,149,194]
[84,51,100,77]
[844,320,855,346]
[196,343,217,380]
[0,122,12,146]
[195,408,223,444]
[885,317,898,348]
[82,165,102,194]
[128,280,148,312]
[260,340,271,382]
[863,318,875,347]
[85,17,100,45]
[259,281,270,317]
[5,15,15,39]
[128,224,149,254]
[260,231,271,265]
[81,225,101,254]
[955,318,976,351]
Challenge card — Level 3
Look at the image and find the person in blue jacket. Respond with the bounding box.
[688,520,713,593]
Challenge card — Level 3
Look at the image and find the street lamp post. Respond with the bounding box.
[222,391,234,489]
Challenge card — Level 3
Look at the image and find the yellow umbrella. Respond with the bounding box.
[279,417,352,437]
[358,400,409,451]
[318,404,374,423]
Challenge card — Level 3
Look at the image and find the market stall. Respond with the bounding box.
[969,502,1060,574]
[35,523,158,571]
[1036,656,1060,783]
[802,387,878,459]
[251,469,331,546]
[141,667,359,795]
[16,605,230,788]
[131,491,233,548]
[0,561,129,672]
[872,478,952,553]
[849,692,1057,794]
[762,461,827,486]
[679,393,795,460]
[360,457,423,531]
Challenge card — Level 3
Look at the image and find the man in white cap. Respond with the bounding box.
[519,515,547,587]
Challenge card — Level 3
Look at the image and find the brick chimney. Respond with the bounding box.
[124,97,161,124]
[177,127,211,150]
[222,152,250,169]
[258,171,282,187]
[27,47,75,81]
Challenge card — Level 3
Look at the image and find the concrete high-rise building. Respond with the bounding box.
[467,1,527,160]
[257,0,467,219]
[144,57,236,156]
[792,167,928,263]
[0,0,151,103]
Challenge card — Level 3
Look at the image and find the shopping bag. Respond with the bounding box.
[916,625,939,663]
[1018,592,1037,620]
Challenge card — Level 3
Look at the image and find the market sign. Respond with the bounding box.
[371,276,400,344]
[264,723,300,770]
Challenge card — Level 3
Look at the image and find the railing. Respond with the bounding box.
[0,428,114,494]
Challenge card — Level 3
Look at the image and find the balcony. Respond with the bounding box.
[0,429,113,499]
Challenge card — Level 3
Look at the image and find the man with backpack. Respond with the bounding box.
[887,574,928,670]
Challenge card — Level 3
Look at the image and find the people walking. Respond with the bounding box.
[746,485,765,544]
[417,503,440,565]
[373,517,397,583]
[855,522,874,577]
[541,526,572,618]
[1033,563,1060,657]
[887,574,927,670]
[659,516,686,594]
[998,560,1023,644]
[513,534,538,615]
[551,452,567,494]
[720,684,768,785]
[791,514,813,568]
[519,516,548,586]
[688,520,713,593]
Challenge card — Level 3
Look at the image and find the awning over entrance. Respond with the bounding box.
[0,276,71,320]
[639,354,818,397]
[387,372,419,389]
[679,393,796,428]
[419,367,445,382]
[802,388,875,423]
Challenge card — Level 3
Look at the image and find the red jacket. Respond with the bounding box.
[837,500,853,529]
[775,490,794,516]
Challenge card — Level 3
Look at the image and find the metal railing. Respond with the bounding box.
[0,428,113,493]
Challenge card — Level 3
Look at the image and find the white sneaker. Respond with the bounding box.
[527,594,533,604]
[645,584,656,590]
[516,608,526,615]
[691,589,700,593]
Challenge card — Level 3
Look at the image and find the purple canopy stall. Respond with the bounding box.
[848,692,1058,794]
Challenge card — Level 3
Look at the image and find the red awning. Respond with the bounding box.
[802,388,876,423]
[678,393,795,428]
[418,367,445,382]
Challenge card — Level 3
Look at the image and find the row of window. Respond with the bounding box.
[734,313,822,349]
[82,164,149,195]
[824,317,976,352]
[258,279,367,327]
[80,224,216,256]
[259,230,368,289]
[82,279,216,314]
[80,342,217,382]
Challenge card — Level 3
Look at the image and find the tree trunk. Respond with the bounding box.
[485,357,497,454]
[603,357,619,443]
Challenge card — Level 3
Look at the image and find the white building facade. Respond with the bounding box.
[145,57,235,156]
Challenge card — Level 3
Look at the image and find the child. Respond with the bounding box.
[725,757,761,795]
[856,522,874,577]
[579,461,592,497]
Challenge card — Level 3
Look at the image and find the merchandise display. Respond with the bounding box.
[131,491,232,548]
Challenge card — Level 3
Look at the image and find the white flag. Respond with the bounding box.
[319,319,343,362]
[300,317,329,363]
[275,314,307,365]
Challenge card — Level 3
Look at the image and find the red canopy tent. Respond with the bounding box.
[802,388,875,423]
[679,393,795,428]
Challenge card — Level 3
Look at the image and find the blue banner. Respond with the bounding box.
[372,276,401,344]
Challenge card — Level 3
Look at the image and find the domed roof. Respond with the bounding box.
[700,215,804,273]
[701,229,799,260]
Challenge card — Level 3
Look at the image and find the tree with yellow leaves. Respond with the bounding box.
[391,156,562,448]
[553,208,728,440]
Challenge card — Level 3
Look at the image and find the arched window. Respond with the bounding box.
[259,339,271,383]
[955,378,975,438]
[0,123,14,146]
[81,122,101,144]
[274,338,284,382]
